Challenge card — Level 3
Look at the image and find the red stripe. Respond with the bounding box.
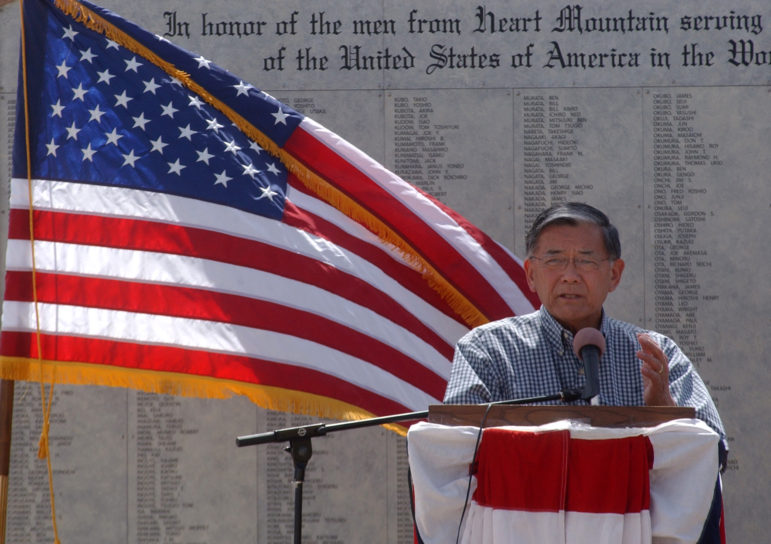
[719,495,726,543]
[284,126,513,321]
[473,429,568,512]
[0,331,412,416]
[567,436,653,514]
[473,429,652,514]
[4,270,448,399]
[8,208,455,361]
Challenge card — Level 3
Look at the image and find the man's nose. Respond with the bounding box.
[559,261,583,280]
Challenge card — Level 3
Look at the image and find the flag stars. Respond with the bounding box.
[105,128,123,146]
[150,136,168,154]
[132,112,150,130]
[255,185,279,202]
[62,25,78,41]
[81,143,97,162]
[178,124,197,141]
[161,101,178,118]
[224,140,241,154]
[121,150,141,167]
[272,107,289,125]
[97,68,115,85]
[114,90,132,108]
[31,18,297,218]
[45,138,59,157]
[214,170,231,187]
[233,81,251,96]
[196,147,214,165]
[242,163,260,178]
[124,56,142,72]
[143,78,161,94]
[88,104,106,123]
[206,118,223,132]
[50,99,65,118]
[72,83,88,101]
[167,159,185,175]
[194,55,212,69]
[56,60,72,79]
[188,95,204,109]
[79,48,96,63]
[65,121,80,140]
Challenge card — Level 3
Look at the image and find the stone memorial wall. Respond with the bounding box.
[0,1,768,541]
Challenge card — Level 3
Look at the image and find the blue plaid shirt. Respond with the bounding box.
[444,307,726,445]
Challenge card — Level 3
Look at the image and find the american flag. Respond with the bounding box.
[2,0,537,421]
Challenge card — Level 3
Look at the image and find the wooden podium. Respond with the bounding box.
[427,404,695,428]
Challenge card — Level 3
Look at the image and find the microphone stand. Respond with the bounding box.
[235,389,581,544]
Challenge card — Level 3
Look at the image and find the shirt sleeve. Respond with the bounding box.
[658,334,727,448]
[443,331,499,404]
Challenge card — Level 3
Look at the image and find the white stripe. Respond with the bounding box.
[462,507,651,544]
[6,239,452,378]
[299,118,535,315]
[2,300,441,410]
[462,507,564,544]
[566,511,651,544]
[11,177,468,344]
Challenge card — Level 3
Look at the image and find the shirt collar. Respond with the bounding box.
[538,306,609,355]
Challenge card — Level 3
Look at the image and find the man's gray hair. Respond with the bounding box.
[525,202,621,259]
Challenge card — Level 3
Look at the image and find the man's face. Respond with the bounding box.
[524,222,624,333]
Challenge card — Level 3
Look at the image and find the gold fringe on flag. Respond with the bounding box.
[0,356,408,435]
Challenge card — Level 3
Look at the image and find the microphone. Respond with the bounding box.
[572,328,606,402]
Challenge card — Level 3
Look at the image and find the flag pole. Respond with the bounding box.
[0,379,15,544]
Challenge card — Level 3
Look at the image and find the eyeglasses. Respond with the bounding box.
[529,255,610,272]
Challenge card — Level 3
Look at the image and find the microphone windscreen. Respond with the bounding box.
[572,327,606,359]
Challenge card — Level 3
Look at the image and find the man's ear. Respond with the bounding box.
[523,258,537,293]
[608,258,625,292]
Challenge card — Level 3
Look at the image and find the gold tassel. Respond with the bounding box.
[37,421,49,459]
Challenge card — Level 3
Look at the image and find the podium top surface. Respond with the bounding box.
[428,405,696,428]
